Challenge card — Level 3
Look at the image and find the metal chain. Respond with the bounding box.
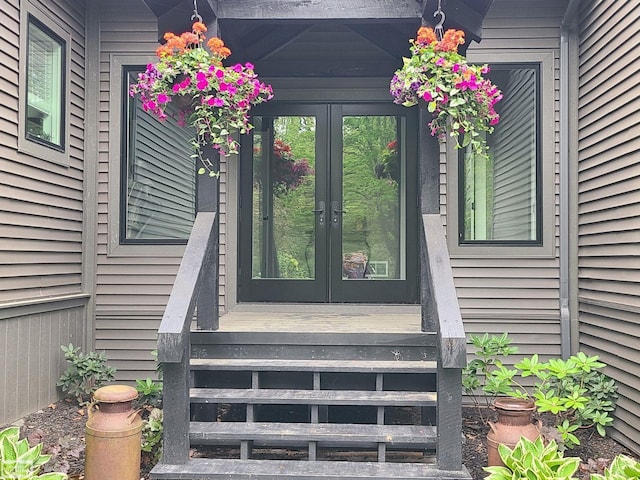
[191,0,203,23]
[433,0,445,41]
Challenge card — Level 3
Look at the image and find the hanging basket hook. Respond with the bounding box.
[433,0,445,41]
[191,0,203,23]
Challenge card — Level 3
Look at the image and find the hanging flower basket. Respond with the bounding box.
[390,27,503,158]
[129,21,273,174]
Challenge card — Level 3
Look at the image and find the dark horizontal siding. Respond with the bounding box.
[578,0,640,455]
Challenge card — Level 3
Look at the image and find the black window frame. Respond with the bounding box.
[119,65,196,246]
[25,14,66,152]
[457,62,542,247]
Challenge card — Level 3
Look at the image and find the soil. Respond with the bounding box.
[2,400,637,479]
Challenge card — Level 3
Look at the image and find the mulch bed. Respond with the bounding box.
[2,400,637,479]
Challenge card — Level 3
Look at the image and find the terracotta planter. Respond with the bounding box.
[486,397,541,467]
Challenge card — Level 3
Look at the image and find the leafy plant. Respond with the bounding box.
[463,334,618,451]
[140,408,163,465]
[463,332,518,420]
[0,427,68,479]
[591,455,640,480]
[484,436,580,480]
[56,344,116,405]
[136,378,163,409]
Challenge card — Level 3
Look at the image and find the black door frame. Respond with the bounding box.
[238,102,419,303]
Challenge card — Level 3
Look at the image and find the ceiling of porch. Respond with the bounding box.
[140,0,494,77]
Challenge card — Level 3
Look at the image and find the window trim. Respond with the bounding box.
[446,52,555,258]
[18,0,71,166]
[108,54,190,257]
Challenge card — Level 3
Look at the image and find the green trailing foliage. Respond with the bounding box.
[0,427,68,479]
[484,436,580,480]
[56,344,116,405]
[463,333,618,451]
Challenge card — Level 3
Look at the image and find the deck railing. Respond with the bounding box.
[156,211,218,464]
[420,213,467,471]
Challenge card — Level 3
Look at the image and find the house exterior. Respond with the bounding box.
[1,0,639,460]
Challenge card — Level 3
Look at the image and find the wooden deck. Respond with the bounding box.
[216,304,423,333]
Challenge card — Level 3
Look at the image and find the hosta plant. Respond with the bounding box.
[0,427,68,479]
[591,455,640,480]
[484,436,580,480]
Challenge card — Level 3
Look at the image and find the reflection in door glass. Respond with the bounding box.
[251,116,316,279]
[342,116,404,281]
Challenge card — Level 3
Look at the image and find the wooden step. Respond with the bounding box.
[190,332,436,361]
[150,458,471,479]
[190,358,437,373]
[190,422,437,449]
[190,388,437,407]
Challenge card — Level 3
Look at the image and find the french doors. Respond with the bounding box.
[239,103,418,303]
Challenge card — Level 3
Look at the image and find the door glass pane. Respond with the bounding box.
[341,116,404,280]
[252,116,316,279]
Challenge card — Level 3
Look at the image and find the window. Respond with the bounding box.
[120,67,196,244]
[26,18,64,148]
[18,3,70,164]
[459,64,540,245]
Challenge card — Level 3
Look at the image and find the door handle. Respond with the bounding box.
[331,201,344,227]
[313,200,325,227]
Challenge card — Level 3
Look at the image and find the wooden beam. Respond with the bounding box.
[216,0,422,20]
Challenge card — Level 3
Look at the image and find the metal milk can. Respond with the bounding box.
[486,397,541,467]
[85,385,143,480]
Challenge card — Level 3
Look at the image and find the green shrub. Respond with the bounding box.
[0,427,68,479]
[484,436,580,480]
[56,344,116,405]
[463,333,618,451]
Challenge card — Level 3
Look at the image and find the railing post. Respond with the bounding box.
[437,365,463,471]
[421,214,468,473]
[196,145,219,330]
[160,337,190,464]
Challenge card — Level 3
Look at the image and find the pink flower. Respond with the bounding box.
[452,63,461,73]
[245,62,254,70]
[208,97,225,107]
[422,91,433,102]
[232,64,243,73]
[157,93,169,103]
[143,100,156,111]
[436,57,445,66]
